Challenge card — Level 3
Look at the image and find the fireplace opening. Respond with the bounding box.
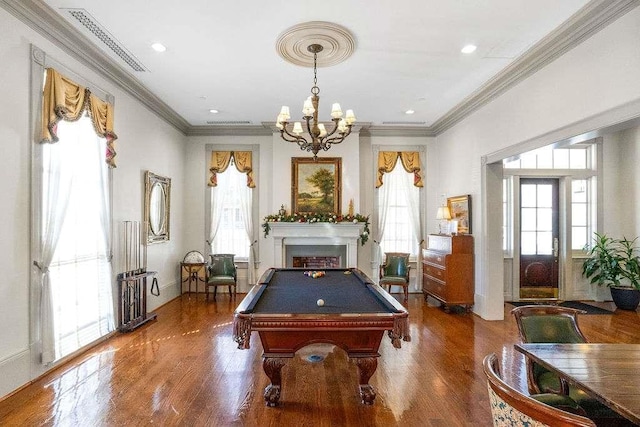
[285,245,347,268]
[292,256,341,269]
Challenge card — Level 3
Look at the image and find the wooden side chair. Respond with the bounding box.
[206,254,237,301]
[483,353,595,427]
[379,252,411,303]
[511,305,625,423]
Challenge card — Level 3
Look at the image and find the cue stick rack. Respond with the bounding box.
[116,220,158,332]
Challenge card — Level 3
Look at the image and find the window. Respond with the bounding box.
[503,178,512,254]
[504,145,590,170]
[502,143,597,254]
[379,163,420,256]
[210,165,250,259]
[41,116,114,360]
[571,178,592,251]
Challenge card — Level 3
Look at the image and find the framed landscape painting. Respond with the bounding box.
[447,194,472,234]
[291,157,341,214]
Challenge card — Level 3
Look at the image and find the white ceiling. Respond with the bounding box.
[38,0,593,132]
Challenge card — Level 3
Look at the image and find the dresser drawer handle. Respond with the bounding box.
[436,256,442,262]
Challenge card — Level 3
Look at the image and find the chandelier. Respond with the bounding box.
[276,44,356,159]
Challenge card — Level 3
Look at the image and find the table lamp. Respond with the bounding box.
[436,206,452,234]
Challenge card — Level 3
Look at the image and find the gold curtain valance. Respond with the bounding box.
[376,151,424,188]
[41,68,118,167]
[208,151,255,188]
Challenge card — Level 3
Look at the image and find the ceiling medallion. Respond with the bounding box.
[275,21,356,67]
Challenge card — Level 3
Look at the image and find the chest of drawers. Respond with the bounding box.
[422,234,474,312]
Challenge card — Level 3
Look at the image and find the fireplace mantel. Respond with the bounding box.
[268,222,364,268]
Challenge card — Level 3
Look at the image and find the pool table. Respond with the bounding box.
[233,267,410,406]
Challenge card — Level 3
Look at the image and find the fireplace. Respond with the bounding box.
[268,222,364,268]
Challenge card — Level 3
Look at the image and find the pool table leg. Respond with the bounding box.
[352,357,378,405]
[262,357,287,407]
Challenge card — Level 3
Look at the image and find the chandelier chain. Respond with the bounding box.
[312,51,319,96]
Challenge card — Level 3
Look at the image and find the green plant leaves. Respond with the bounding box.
[582,233,640,290]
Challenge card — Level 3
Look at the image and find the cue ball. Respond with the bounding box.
[317,299,325,307]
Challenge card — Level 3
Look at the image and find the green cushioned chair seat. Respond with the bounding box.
[380,276,407,285]
[538,369,624,419]
[531,393,583,413]
[207,276,235,285]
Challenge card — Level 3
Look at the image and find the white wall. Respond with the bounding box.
[616,126,640,237]
[436,8,640,319]
[0,7,186,398]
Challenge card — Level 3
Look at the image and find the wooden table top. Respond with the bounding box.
[515,343,640,425]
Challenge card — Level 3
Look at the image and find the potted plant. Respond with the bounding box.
[582,233,640,311]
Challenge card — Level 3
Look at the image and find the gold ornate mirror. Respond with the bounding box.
[144,171,171,243]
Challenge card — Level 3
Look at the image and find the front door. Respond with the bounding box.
[519,178,559,299]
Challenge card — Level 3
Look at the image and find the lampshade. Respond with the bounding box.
[436,206,452,220]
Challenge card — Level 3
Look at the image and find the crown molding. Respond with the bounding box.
[3,0,636,138]
[1,0,191,134]
[430,0,639,136]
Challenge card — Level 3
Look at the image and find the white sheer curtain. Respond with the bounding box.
[37,116,114,363]
[374,170,392,274]
[208,184,226,255]
[237,181,256,284]
[35,128,74,364]
[400,169,423,288]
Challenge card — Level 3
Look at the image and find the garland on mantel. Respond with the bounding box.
[262,212,370,246]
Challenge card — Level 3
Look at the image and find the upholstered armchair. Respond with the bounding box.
[379,252,410,303]
[206,254,237,301]
[511,305,624,423]
[483,353,595,426]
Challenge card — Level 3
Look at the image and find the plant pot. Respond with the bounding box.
[610,287,640,311]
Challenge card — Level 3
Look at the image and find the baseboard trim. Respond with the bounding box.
[0,349,31,400]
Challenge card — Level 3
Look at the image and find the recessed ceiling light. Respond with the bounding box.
[461,44,477,54]
[405,109,415,115]
[151,43,166,52]
[209,109,219,114]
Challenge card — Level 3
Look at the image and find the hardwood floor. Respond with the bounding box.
[1,294,639,426]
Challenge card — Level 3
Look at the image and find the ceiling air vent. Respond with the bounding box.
[63,8,147,72]
[382,121,426,125]
[206,121,252,125]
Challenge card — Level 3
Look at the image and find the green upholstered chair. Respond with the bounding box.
[379,252,411,304]
[206,254,237,301]
[483,353,595,426]
[511,305,625,423]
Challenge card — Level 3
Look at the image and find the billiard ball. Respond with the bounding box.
[317,299,325,307]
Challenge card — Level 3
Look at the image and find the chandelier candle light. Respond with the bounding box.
[276,44,356,159]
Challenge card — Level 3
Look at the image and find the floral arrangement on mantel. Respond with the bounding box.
[262,211,370,246]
